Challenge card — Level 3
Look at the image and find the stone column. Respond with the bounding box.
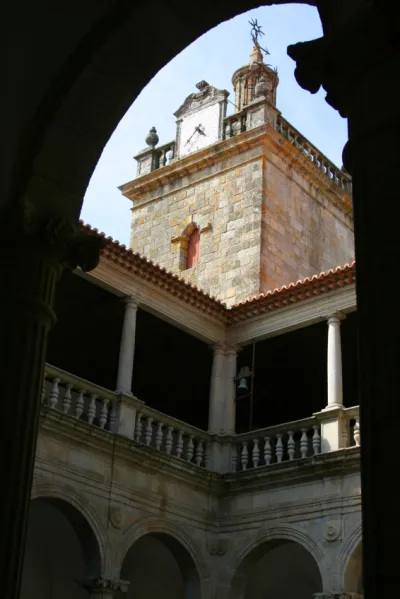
[85,578,130,598]
[116,296,138,395]
[224,345,238,435]
[326,313,344,410]
[288,5,400,597]
[0,200,104,599]
[208,343,226,433]
[208,343,237,473]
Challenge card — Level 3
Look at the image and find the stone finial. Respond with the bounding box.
[145,126,159,148]
[255,75,269,98]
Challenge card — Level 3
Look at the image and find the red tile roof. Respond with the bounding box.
[81,222,356,324]
[227,263,356,323]
[81,223,227,319]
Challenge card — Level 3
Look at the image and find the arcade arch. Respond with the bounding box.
[230,538,323,599]
[119,532,202,599]
[20,497,103,599]
[344,542,363,595]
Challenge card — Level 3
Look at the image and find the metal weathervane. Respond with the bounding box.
[249,18,270,57]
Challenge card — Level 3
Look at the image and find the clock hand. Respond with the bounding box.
[185,124,205,146]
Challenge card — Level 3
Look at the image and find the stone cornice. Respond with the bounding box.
[223,447,360,494]
[119,125,266,202]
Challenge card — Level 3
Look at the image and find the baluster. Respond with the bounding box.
[135,412,143,442]
[276,434,284,463]
[176,430,184,458]
[186,435,194,462]
[49,377,60,409]
[353,419,361,446]
[300,428,309,458]
[165,426,174,455]
[155,422,164,450]
[87,394,97,425]
[264,437,272,465]
[99,398,109,429]
[75,390,85,419]
[312,425,321,454]
[204,443,210,469]
[241,442,249,471]
[62,383,72,414]
[287,431,295,461]
[144,417,153,446]
[109,402,117,432]
[231,445,238,472]
[195,439,204,466]
[252,439,260,468]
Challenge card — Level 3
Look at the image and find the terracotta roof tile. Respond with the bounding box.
[81,222,356,324]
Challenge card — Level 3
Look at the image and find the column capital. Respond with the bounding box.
[327,312,346,325]
[84,578,130,594]
[212,342,239,356]
[123,295,139,309]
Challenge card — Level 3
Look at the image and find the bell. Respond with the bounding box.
[238,378,249,392]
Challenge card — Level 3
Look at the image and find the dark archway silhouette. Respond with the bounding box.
[230,539,323,599]
[21,497,102,599]
[119,532,202,599]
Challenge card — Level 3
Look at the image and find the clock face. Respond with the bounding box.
[179,103,221,157]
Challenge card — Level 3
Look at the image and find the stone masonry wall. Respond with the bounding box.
[128,134,354,307]
[129,149,264,307]
[260,145,355,293]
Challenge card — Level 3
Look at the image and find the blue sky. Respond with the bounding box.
[81,4,348,245]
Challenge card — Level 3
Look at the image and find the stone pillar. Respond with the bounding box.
[85,578,130,598]
[208,343,237,473]
[224,345,238,435]
[0,200,104,599]
[326,313,344,410]
[208,343,226,433]
[116,296,138,395]
[288,6,400,597]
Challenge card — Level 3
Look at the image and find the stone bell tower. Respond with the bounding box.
[232,44,279,111]
[120,25,354,307]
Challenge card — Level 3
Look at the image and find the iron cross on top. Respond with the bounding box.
[249,18,270,56]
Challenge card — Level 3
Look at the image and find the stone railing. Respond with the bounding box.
[223,111,247,139]
[276,115,352,193]
[155,141,175,169]
[42,365,360,475]
[233,416,321,472]
[43,365,117,431]
[42,364,210,469]
[344,406,361,447]
[134,406,210,468]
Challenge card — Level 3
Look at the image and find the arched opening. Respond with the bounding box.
[187,227,200,269]
[231,539,322,599]
[119,533,201,599]
[21,497,102,599]
[344,542,363,595]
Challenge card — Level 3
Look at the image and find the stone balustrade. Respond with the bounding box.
[276,115,352,193]
[223,111,247,139]
[43,365,117,431]
[233,416,321,472]
[42,364,360,474]
[155,141,176,168]
[42,364,210,469]
[134,406,210,468]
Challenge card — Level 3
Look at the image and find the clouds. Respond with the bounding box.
[81,5,347,245]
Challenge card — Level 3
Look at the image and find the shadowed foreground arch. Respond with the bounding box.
[229,529,323,599]
[20,496,103,599]
[119,531,203,599]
